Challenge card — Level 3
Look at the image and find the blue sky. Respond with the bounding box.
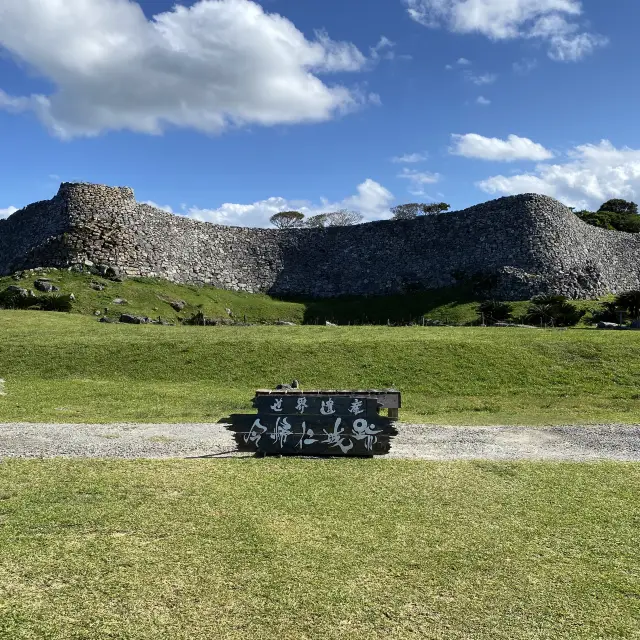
[1,0,639,226]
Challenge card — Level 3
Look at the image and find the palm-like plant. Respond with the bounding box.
[614,291,640,320]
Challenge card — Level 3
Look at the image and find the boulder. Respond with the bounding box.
[99,316,116,323]
[112,298,128,305]
[5,285,29,297]
[34,279,60,293]
[170,300,186,312]
[119,314,150,325]
[597,321,620,329]
[90,282,106,291]
[98,264,122,281]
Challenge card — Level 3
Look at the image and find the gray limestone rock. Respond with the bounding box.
[2,181,640,301]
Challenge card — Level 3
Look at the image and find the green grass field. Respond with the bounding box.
[1,459,638,639]
[1,310,639,424]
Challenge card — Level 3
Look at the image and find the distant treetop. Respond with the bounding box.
[270,211,305,229]
[391,202,451,220]
[598,199,638,216]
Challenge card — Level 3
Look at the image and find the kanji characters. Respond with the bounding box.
[349,399,364,415]
[244,418,268,445]
[320,398,336,415]
[321,417,354,454]
[295,397,309,414]
[270,417,293,447]
[351,418,383,451]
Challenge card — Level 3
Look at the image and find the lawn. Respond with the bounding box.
[0,311,639,424]
[0,459,638,639]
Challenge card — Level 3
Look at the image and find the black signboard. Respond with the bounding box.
[225,391,399,457]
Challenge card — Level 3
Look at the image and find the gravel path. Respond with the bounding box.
[1,422,640,461]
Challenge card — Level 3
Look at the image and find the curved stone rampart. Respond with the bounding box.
[2,182,640,299]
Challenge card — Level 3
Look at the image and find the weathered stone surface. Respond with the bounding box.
[2,181,640,300]
[170,300,186,312]
[119,314,149,324]
[34,279,59,293]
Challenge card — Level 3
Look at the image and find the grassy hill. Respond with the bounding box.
[0,311,639,425]
[0,269,605,326]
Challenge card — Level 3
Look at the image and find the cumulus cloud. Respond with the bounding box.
[0,0,374,138]
[476,96,491,106]
[397,168,441,195]
[181,179,395,227]
[391,152,429,163]
[513,57,538,74]
[477,140,640,210]
[403,0,607,61]
[450,133,554,162]
[0,206,18,219]
[465,71,497,85]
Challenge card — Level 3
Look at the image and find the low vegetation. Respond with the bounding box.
[1,311,640,424]
[1,459,638,639]
[0,270,608,326]
[574,198,640,233]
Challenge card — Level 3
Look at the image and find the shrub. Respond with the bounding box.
[589,301,622,324]
[0,287,36,310]
[38,294,74,313]
[477,300,513,324]
[614,290,640,320]
[525,295,585,327]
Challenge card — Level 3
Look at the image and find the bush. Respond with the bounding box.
[614,290,640,320]
[477,300,513,324]
[525,295,585,327]
[0,287,37,310]
[589,301,623,325]
[38,294,74,313]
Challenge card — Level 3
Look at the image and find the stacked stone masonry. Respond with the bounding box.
[1,182,640,299]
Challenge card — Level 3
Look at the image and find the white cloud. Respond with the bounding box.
[465,71,497,85]
[391,152,428,163]
[397,168,441,195]
[403,0,607,61]
[450,133,554,162]
[182,179,395,227]
[142,201,173,213]
[513,57,538,74]
[476,96,491,105]
[0,206,18,219]
[445,56,471,69]
[0,0,374,138]
[477,140,640,210]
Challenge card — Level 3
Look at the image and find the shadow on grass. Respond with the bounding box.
[275,284,482,326]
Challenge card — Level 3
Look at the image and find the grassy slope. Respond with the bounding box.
[1,311,639,424]
[0,270,604,325]
[1,459,639,639]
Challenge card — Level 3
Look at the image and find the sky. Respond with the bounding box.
[1,0,640,226]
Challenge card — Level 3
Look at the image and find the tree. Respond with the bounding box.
[270,211,305,229]
[305,213,329,228]
[525,295,585,327]
[598,199,638,215]
[477,300,513,324]
[325,209,364,226]
[614,290,640,320]
[391,203,423,220]
[391,202,451,220]
[575,209,640,233]
[422,202,451,215]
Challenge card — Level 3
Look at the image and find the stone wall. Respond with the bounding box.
[2,181,640,299]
